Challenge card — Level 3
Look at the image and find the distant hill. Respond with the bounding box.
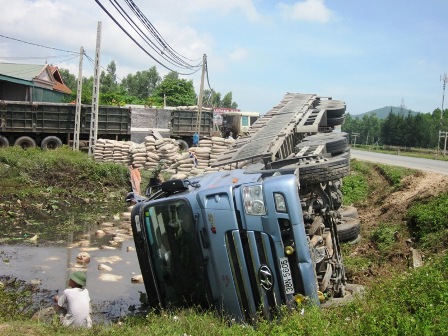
[352,106,421,119]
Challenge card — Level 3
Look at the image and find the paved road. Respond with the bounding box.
[350,149,448,175]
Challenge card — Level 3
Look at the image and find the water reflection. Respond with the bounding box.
[0,220,146,323]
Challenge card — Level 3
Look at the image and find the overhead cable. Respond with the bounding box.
[95,0,201,75]
[0,34,79,55]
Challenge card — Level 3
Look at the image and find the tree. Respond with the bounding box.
[201,89,238,109]
[121,66,161,100]
[100,61,118,94]
[150,71,196,107]
[58,68,77,91]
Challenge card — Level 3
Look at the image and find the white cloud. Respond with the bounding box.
[277,0,335,23]
[229,48,249,61]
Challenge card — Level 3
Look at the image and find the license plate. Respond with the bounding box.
[279,257,295,295]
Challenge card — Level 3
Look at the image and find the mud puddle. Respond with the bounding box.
[0,211,147,324]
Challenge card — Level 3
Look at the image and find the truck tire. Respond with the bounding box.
[298,156,350,185]
[337,218,361,243]
[41,136,63,150]
[176,139,189,152]
[339,205,358,219]
[326,115,346,127]
[14,136,36,149]
[0,135,9,147]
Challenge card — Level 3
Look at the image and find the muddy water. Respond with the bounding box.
[0,212,147,324]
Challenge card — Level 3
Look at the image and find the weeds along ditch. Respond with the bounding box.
[0,148,447,334]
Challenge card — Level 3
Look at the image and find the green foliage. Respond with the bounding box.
[0,146,129,187]
[343,107,448,149]
[121,66,161,100]
[0,278,33,321]
[60,64,239,109]
[354,254,448,335]
[203,89,238,109]
[406,192,448,246]
[370,223,399,253]
[150,72,197,107]
[341,161,371,205]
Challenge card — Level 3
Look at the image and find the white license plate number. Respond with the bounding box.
[279,257,295,295]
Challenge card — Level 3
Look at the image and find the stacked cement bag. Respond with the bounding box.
[187,146,211,176]
[143,136,160,170]
[169,151,195,180]
[93,139,131,164]
[93,139,106,162]
[102,139,116,162]
[113,141,133,165]
[130,143,147,169]
[156,138,179,164]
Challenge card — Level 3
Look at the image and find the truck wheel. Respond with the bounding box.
[41,136,63,150]
[337,218,361,243]
[176,139,189,152]
[339,205,359,219]
[0,135,9,147]
[14,136,37,149]
[298,156,350,185]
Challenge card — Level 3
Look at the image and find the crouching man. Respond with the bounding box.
[54,271,92,328]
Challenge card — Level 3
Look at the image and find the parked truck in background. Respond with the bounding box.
[0,101,216,150]
[0,100,131,149]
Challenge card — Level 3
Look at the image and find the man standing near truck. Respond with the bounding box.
[192,132,199,147]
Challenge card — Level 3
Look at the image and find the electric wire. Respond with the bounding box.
[94,0,201,76]
[0,34,80,55]
[124,0,201,65]
[106,0,198,70]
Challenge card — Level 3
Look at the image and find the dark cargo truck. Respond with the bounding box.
[130,107,215,149]
[0,100,131,149]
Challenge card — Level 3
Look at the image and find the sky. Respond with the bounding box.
[0,0,447,115]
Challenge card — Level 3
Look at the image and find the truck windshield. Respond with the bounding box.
[143,199,208,308]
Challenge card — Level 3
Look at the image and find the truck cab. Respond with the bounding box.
[131,168,346,322]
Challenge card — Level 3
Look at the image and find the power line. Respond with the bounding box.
[106,0,199,70]
[94,0,202,75]
[0,34,80,55]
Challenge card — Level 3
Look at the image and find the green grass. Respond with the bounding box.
[341,161,371,205]
[375,164,415,189]
[406,192,448,251]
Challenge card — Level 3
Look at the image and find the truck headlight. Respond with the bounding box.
[274,193,287,213]
[242,185,266,215]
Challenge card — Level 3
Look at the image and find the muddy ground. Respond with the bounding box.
[344,166,448,286]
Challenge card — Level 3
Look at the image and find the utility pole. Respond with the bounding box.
[73,46,84,150]
[438,73,448,154]
[352,132,360,147]
[195,54,206,136]
[88,22,102,155]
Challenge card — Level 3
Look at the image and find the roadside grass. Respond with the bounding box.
[375,164,415,189]
[341,160,370,205]
[0,146,130,243]
[406,192,448,252]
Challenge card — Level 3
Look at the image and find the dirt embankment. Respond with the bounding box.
[347,169,448,285]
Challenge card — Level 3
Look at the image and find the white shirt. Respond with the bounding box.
[57,287,92,328]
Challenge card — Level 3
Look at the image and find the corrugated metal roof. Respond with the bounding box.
[0,62,72,94]
[0,63,46,81]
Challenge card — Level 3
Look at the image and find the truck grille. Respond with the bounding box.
[226,230,282,321]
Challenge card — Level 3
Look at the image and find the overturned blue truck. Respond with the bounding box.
[130,93,358,322]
